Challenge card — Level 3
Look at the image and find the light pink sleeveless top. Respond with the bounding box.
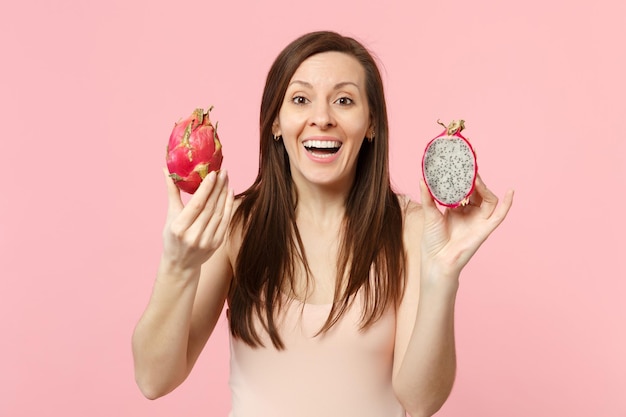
[227,295,406,417]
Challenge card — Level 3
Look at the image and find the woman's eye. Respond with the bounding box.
[336,97,353,105]
[292,96,309,105]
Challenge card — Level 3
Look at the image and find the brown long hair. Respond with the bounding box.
[229,31,405,349]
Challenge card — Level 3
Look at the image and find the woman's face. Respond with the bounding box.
[273,51,371,192]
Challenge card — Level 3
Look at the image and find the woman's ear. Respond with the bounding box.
[367,124,376,142]
[272,120,281,137]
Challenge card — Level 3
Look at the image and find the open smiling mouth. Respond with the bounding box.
[303,140,342,158]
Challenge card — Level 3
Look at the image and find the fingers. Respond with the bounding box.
[161,167,234,269]
[490,188,514,227]
[168,171,219,235]
[198,183,235,249]
[164,167,183,214]
[467,176,483,207]
[419,179,443,222]
[473,175,499,219]
[188,170,229,243]
[470,175,514,228]
[419,179,436,208]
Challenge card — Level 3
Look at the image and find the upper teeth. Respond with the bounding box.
[303,140,341,148]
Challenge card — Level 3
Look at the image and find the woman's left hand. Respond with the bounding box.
[419,175,514,279]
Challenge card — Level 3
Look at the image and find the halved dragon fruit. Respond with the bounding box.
[166,107,223,194]
[422,120,477,208]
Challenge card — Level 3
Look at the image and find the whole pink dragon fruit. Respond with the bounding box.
[166,107,223,194]
[422,119,477,208]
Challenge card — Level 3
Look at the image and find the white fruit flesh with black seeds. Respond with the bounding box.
[423,136,476,206]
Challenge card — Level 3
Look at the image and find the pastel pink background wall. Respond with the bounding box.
[1,0,624,416]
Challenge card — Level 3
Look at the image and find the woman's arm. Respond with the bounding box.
[132,170,235,399]
[393,177,513,417]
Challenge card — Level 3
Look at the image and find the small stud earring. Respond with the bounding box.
[367,130,375,142]
[273,134,282,141]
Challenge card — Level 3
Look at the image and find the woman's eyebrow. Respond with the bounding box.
[288,80,360,89]
[334,81,359,90]
[288,80,313,88]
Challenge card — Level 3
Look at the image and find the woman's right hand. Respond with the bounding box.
[162,169,235,272]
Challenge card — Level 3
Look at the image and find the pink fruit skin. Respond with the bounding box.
[421,124,478,208]
[166,108,223,194]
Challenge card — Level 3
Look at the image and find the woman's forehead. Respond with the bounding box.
[289,52,365,88]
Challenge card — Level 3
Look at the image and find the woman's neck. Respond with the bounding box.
[292,182,348,229]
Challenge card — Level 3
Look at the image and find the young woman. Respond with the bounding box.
[132,31,514,417]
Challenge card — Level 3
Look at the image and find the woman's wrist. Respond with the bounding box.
[157,256,202,285]
[420,260,461,297]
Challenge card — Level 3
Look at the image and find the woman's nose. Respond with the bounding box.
[309,101,335,129]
